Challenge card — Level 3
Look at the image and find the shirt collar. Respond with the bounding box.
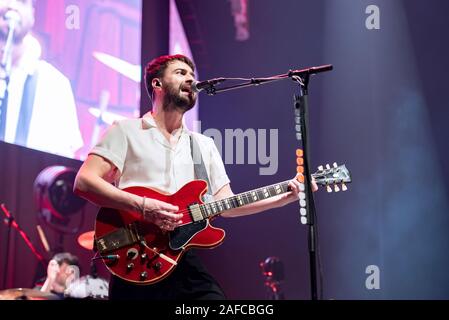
[142,112,157,129]
[141,112,191,135]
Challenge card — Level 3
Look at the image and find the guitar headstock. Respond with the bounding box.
[312,162,352,193]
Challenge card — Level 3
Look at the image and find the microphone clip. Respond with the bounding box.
[192,78,226,95]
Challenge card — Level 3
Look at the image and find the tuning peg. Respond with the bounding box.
[326,185,332,193]
[333,162,338,168]
[326,164,331,170]
[334,185,340,192]
[342,183,348,191]
[318,165,324,171]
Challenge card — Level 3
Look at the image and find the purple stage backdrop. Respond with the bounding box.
[1,0,449,300]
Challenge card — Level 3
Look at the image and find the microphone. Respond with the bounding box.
[1,10,21,72]
[289,64,333,77]
[4,10,21,25]
[191,78,226,93]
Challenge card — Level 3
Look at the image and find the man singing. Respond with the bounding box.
[74,54,314,299]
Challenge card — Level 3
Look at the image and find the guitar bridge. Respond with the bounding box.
[97,222,141,253]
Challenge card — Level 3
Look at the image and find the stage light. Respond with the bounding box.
[33,166,86,234]
[259,256,285,300]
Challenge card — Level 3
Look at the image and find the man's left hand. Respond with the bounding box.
[280,174,318,206]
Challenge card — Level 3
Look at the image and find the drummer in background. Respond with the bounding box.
[34,252,80,298]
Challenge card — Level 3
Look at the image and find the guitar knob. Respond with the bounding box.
[325,164,331,170]
[333,162,338,168]
[334,185,340,192]
[126,248,138,260]
[127,263,134,271]
[326,185,332,193]
[342,183,348,191]
[153,262,162,271]
[140,271,148,280]
[140,253,148,263]
[318,165,324,171]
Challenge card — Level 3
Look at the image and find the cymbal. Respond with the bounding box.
[88,107,126,125]
[0,288,59,300]
[93,51,141,82]
[77,230,95,250]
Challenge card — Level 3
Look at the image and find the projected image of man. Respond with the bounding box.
[0,0,83,157]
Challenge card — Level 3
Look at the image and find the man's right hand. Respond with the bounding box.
[142,198,182,231]
[47,259,60,282]
[40,259,59,293]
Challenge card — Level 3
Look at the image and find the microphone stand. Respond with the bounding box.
[1,204,47,289]
[0,10,19,140]
[90,259,98,279]
[202,65,333,300]
[292,73,319,300]
[200,65,332,96]
[2,204,13,289]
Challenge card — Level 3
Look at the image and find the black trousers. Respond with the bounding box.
[109,250,226,300]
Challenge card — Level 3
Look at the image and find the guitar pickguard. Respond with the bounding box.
[169,220,208,250]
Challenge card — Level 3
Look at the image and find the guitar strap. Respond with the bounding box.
[190,133,214,202]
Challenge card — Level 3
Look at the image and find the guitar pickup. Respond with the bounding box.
[188,203,204,222]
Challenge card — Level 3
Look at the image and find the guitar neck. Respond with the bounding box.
[198,179,293,219]
[191,162,350,221]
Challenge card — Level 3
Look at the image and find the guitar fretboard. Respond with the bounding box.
[188,165,349,222]
[197,180,292,219]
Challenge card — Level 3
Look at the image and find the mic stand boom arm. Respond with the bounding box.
[202,64,333,95]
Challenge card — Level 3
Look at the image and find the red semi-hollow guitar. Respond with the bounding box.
[94,163,351,284]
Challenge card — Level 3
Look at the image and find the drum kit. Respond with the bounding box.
[0,230,109,300]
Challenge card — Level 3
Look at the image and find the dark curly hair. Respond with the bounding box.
[53,252,79,268]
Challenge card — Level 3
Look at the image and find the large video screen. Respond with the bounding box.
[0,0,141,159]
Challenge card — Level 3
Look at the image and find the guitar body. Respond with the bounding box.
[94,180,225,285]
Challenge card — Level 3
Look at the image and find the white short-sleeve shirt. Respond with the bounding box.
[90,113,230,196]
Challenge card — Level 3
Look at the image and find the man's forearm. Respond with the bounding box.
[220,193,292,218]
[40,278,65,294]
[74,172,141,213]
[40,278,52,293]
